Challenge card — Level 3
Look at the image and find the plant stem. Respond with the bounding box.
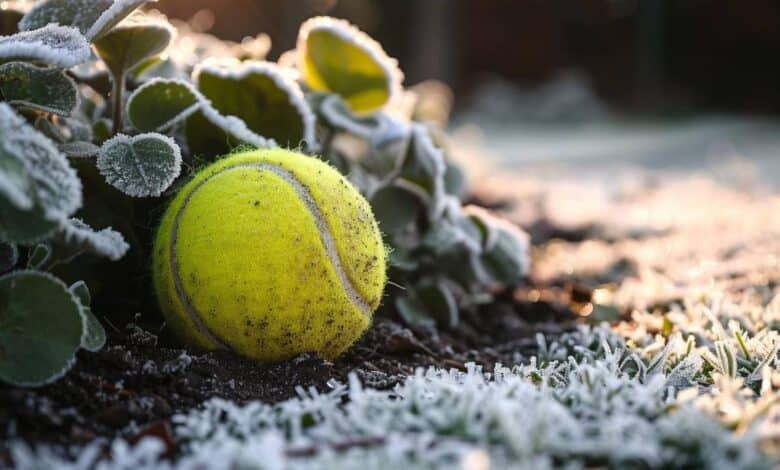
[111,73,125,135]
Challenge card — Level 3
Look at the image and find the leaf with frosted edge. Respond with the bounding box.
[0,24,91,68]
[127,78,201,132]
[19,0,150,41]
[195,59,316,148]
[465,206,530,285]
[93,18,173,79]
[57,218,129,261]
[0,270,84,387]
[0,62,78,116]
[69,281,106,352]
[397,124,447,220]
[317,93,382,138]
[27,243,51,269]
[0,103,82,244]
[297,16,403,114]
[59,141,100,159]
[185,99,276,158]
[97,133,182,198]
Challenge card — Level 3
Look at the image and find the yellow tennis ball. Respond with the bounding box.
[152,148,386,362]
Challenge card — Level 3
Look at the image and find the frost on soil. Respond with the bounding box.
[9,166,780,468]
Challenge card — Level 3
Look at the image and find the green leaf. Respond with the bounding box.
[297,17,402,114]
[0,62,78,116]
[0,24,91,68]
[195,59,316,147]
[19,0,149,41]
[94,18,173,79]
[0,243,17,272]
[0,103,82,244]
[417,281,459,328]
[26,243,51,269]
[184,101,275,159]
[0,270,84,387]
[127,78,201,132]
[69,279,91,305]
[69,281,105,352]
[78,305,106,352]
[55,218,129,261]
[60,141,100,159]
[96,133,182,197]
[370,185,422,239]
[395,294,435,329]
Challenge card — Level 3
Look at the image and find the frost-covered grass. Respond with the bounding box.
[11,292,780,468]
[11,173,780,469]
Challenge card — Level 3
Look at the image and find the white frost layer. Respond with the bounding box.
[0,24,91,67]
[9,320,776,469]
[194,58,317,148]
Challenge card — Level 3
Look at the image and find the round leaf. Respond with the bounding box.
[0,103,82,244]
[19,0,148,41]
[184,100,275,159]
[69,281,106,352]
[297,17,403,114]
[195,59,315,148]
[0,24,91,68]
[94,19,173,79]
[96,133,182,197]
[127,78,201,132]
[0,62,79,116]
[0,270,85,387]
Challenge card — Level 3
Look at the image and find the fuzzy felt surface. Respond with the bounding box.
[152,149,386,362]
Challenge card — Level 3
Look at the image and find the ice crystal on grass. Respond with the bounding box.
[11,318,778,469]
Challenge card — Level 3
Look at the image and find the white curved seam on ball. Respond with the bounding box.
[170,172,233,350]
[170,162,372,348]
[253,162,373,317]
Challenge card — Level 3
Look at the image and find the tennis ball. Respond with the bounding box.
[152,148,386,362]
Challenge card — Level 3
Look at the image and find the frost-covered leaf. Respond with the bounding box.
[0,24,91,67]
[195,59,315,147]
[19,0,149,41]
[465,206,530,285]
[69,279,90,305]
[26,243,50,269]
[127,78,200,132]
[0,270,84,387]
[317,93,378,138]
[93,17,173,79]
[297,16,402,114]
[0,62,78,116]
[395,293,436,329]
[59,141,100,158]
[55,218,129,261]
[0,103,81,244]
[370,185,423,238]
[97,133,181,197]
[185,99,275,158]
[69,280,106,352]
[0,243,17,272]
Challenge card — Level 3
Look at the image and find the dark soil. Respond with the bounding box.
[0,281,583,460]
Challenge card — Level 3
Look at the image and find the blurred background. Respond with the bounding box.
[157,0,780,184]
